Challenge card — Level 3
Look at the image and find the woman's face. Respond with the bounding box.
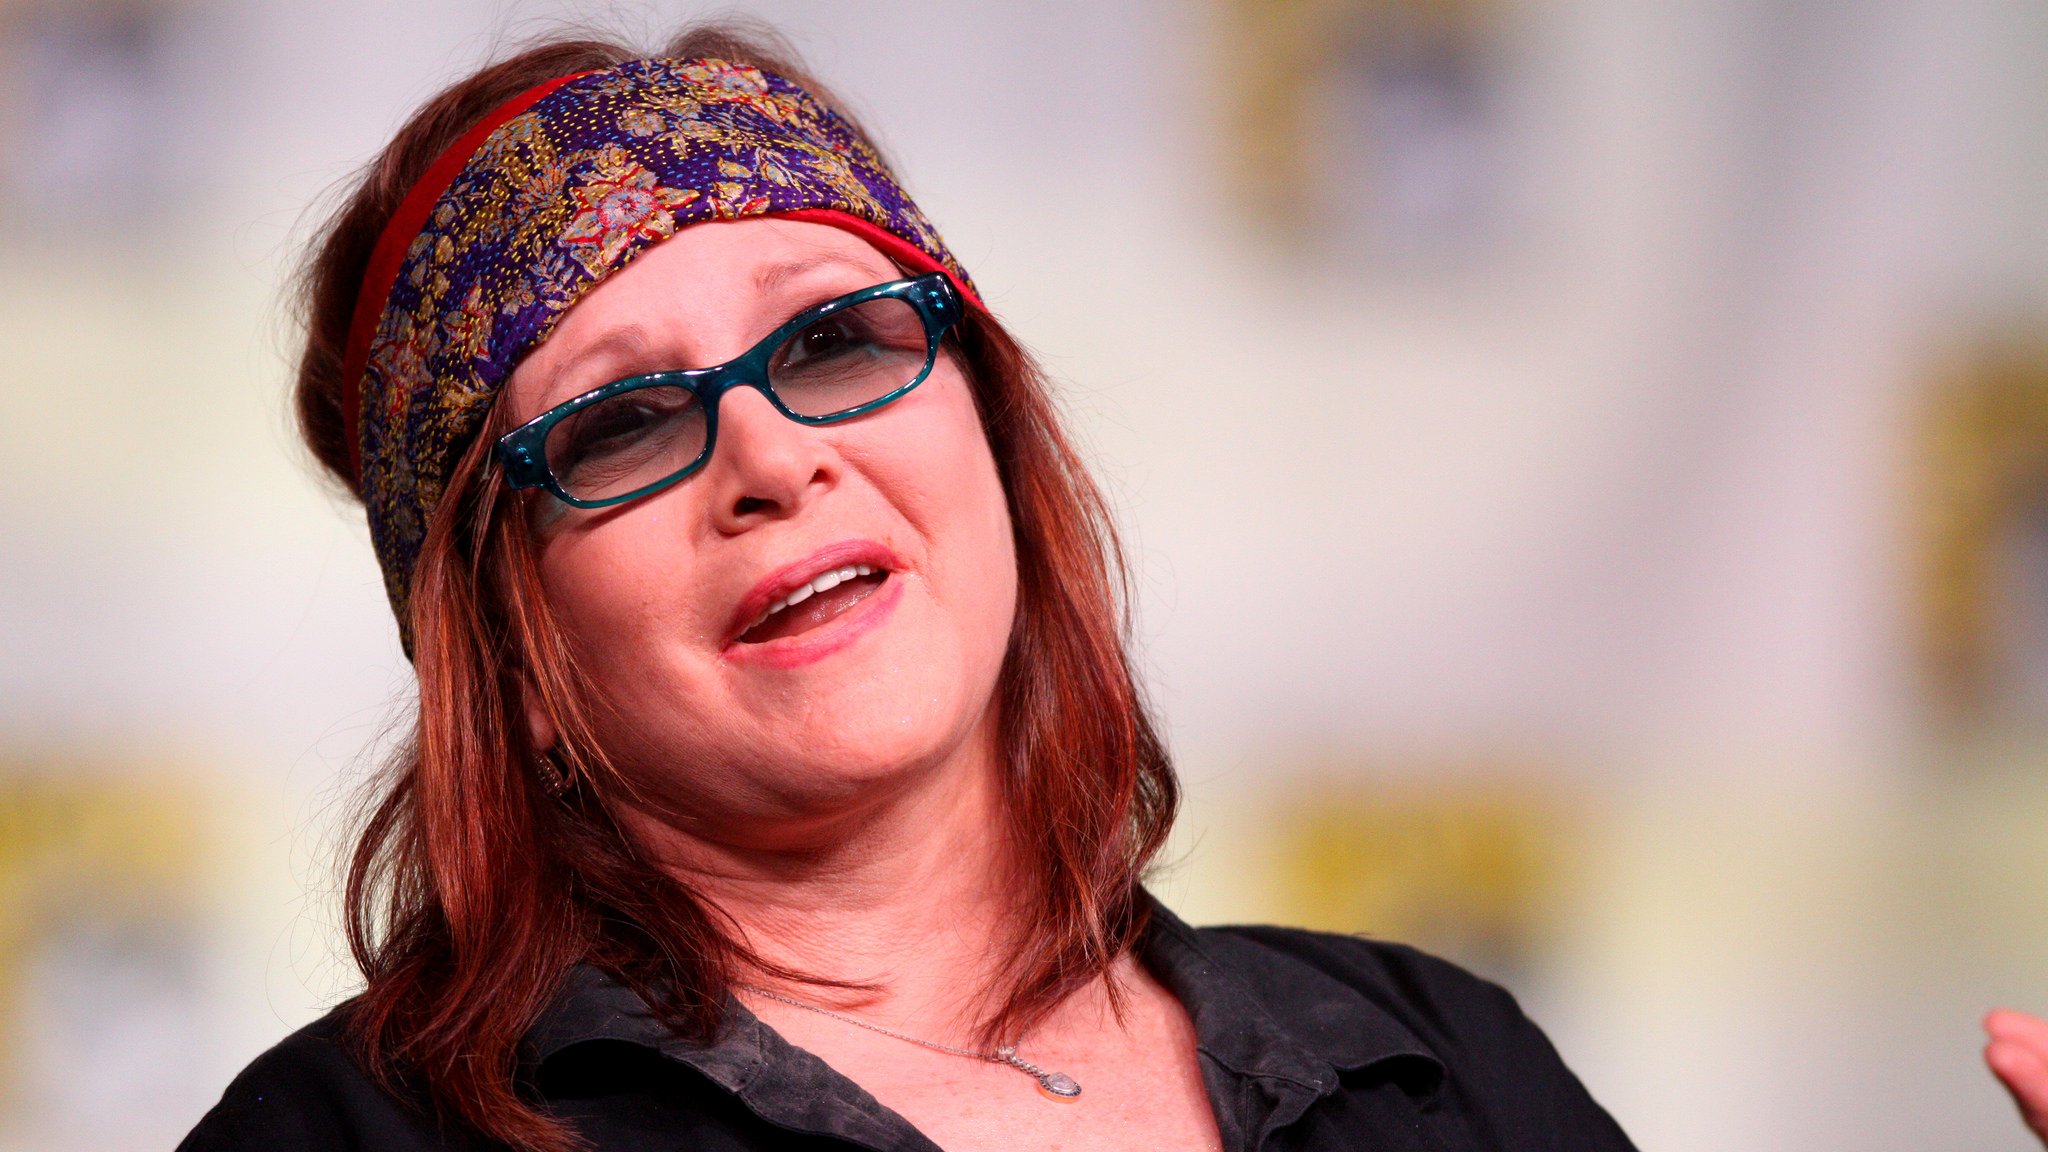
[502,219,1018,849]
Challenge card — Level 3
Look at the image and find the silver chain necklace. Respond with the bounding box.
[739,984,1083,1101]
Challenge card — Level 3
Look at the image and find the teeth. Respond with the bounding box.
[744,564,884,636]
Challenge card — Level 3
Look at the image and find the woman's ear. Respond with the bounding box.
[521,673,559,753]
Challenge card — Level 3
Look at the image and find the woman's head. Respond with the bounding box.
[295,22,1175,1151]
[324,52,978,641]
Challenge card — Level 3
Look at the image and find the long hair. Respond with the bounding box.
[295,22,1178,1152]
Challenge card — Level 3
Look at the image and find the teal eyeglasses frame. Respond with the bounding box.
[496,271,964,509]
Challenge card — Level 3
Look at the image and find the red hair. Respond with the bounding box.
[295,22,1177,1152]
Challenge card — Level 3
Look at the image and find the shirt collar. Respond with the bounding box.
[523,896,1444,1146]
[1139,900,1443,1093]
[524,965,938,1150]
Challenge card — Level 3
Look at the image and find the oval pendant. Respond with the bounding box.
[1037,1072,1082,1101]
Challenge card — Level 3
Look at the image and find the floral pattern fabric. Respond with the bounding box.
[356,58,977,645]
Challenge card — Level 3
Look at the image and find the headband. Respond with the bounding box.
[341,57,981,651]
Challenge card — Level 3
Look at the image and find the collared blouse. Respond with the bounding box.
[180,904,1638,1151]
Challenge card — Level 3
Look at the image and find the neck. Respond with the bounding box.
[623,717,1024,1038]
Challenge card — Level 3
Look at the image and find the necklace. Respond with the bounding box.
[740,984,1083,1102]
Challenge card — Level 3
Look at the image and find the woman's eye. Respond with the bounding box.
[568,404,660,453]
[556,393,692,464]
[781,318,867,367]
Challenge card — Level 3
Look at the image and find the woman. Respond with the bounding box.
[181,23,1635,1152]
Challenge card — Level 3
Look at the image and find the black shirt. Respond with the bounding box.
[180,905,1636,1150]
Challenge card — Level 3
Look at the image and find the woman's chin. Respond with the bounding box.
[791,708,980,783]
[646,735,985,854]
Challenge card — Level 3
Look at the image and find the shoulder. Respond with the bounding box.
[178,1007,486,1152]
[1189,924,1637,1150]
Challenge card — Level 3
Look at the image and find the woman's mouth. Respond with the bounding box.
[735,564,890,645]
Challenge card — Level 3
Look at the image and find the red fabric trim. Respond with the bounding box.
[776,208,986,315]
[338,71,594,483]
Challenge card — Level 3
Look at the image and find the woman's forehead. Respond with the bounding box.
[575,218,898,318]
[508,219,901,413]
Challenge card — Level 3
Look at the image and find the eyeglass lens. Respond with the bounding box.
[543,294,931,503]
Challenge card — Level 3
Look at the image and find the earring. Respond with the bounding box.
[536,751,572,798]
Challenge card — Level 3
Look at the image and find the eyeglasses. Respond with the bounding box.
[497,272,964,509]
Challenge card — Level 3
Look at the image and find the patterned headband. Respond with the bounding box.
[339,57,982,650]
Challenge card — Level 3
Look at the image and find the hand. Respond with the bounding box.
[1986,1009,2048,1143]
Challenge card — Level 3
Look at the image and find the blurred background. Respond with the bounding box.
[1,0,2046,1147]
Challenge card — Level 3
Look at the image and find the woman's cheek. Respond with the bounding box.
[539,520,695,672]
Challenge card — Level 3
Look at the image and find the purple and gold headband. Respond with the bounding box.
[338,57,982,648]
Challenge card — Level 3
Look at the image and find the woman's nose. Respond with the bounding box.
[701,383,834,533]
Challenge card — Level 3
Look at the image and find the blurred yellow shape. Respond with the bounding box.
[0,758,205,1111]
[1269,778,1559,973]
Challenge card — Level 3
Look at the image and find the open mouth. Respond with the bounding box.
[735,564,891,645]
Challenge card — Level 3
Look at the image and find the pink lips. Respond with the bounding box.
[722,539,905,667]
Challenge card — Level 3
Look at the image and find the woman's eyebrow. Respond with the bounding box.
[753,252,880,295]
[538,255,883,403]
[551,324,657,394]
